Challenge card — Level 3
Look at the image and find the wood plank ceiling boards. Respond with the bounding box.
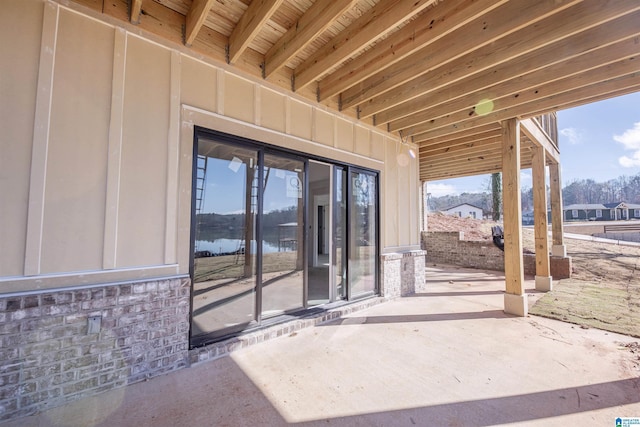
[66,0,640,182]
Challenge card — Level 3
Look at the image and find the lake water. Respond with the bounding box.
[196,238,280,254]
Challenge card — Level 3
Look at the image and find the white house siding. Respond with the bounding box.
[443,204,483,219]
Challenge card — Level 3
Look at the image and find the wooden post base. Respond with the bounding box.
[504,293,528,317]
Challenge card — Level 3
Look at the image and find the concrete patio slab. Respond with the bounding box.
[4,265,640,426]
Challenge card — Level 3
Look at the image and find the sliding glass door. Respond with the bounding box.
[190,129,379,346]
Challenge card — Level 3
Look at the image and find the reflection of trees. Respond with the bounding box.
[196,206,297,244]
[353,174,375,245]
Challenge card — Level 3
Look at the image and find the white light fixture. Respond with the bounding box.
[399,130,416,159]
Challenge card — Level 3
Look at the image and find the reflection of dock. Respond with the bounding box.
[278,222,298,252]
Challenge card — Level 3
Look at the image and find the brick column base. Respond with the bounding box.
[381,250,427,298]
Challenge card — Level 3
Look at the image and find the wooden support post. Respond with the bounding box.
[531,146,552,291]
[549,162,566,257]
[501,119,527,316]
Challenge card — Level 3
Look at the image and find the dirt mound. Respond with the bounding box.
[427,212,496,241]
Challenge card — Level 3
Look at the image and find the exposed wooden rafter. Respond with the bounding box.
[293,0,438,91]
[317,0,508,101]
[130,0,142,24]
[343,0,583,113]
[264,0,356,78]
[185,0,216,47]
[387,35,640,132]
[411,71,640,141]
[229,0,285,64]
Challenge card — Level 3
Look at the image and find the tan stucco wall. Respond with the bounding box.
[0,0,420,292]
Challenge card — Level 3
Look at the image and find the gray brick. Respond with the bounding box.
[23,295,39,309]
[62,378,98,396]
[3,332,39,347]
[20,341,61,357]
[41,294,56,306]
[0,373,19,388]
[5,298,21,311]
[22,315,64,331]
[22,364,62,382]
[51,372,76,386]
[0,398,18,419]
[0,348,19,361]
[62,355,100,372]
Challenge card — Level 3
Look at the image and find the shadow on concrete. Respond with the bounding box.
[410,290,506,297]
[426,278,508,284]
[295,377,640,426]
[320,310,509,325]
[14,352,639,427]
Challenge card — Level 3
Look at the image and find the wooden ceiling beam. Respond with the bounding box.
[263,0,356,78]
[388,35,640,132]
[418,131,502,154]
[413,122,495,145]
[185,0,217,47]
[421,160,503,178]
[360,0,640,119]
[316,0,506,101]
[422,166,502,181]
[342,0,582,112]
[402,55,640,137]
[293,0,438,91]
[228,0,285,64]
[419,136,501,158]
[529,85,640,118]
[421,151,535,179]
[130,0,142,24]
[420,148,504,169]
[414,124,501,145]
[412,71,640,141]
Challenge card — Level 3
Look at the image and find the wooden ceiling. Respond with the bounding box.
[71,0,640,181]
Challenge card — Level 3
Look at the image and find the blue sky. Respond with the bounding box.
[426,91,640,197]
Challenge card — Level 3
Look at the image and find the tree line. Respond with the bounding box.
[428,172,640,217]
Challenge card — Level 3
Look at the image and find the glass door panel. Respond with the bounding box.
[191,138,258,340]
[307,161,331,306]
[334,167,347,300]
[349,170,377,298]
[261,153,305,317]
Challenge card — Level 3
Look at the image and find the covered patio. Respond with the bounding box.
[8,265,640,426]
[3,0,640,421]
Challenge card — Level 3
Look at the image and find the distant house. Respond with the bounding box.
[563,202,640,221]
[442,203,484,219]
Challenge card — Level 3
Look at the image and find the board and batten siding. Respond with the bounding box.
[0,0,420,293]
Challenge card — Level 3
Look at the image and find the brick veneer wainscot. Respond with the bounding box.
[0,277,190,421]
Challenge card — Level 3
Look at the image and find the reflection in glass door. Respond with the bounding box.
[307,162,331,306]
[191,139,258,340]
[260,153,305,317]
[191,130,380,346]
[349,170,378,298]
[334,167,347,300]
